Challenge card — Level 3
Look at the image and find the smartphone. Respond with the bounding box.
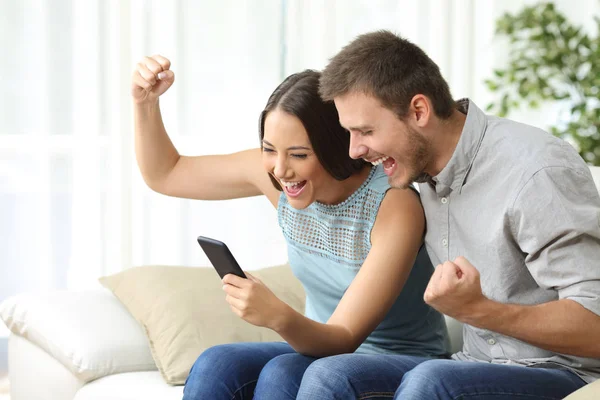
[197,236,247,279]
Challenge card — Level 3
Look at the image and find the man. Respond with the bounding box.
[296,30,600,399]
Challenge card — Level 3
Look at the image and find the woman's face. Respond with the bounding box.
[261,109,339,209]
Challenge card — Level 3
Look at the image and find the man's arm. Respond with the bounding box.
[469,297,600,358]
[428,257,600,358]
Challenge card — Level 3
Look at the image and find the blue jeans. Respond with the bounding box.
[182,342,430,399]
[296,353,432,399]
[293,357,587,399]
[182,342,313,399]
[393,359,587,399]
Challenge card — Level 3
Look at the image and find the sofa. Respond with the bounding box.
[2,167,600,400]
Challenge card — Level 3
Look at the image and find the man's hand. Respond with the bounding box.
[424,256,488,322]
[222,272,287,330]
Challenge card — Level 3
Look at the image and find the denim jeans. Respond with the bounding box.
[292,356,587,400]
[182,342,431,399]
[182,342,313,400]
[184,342,587,399]
[393,359,587,399]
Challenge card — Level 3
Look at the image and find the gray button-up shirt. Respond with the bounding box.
[419,99,600,383]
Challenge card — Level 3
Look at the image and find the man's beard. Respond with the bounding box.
[386,126,432,189]
[392,160,430,189]
[406,128,432,185]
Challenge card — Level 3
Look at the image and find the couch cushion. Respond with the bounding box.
[99,264,305,385]
[0,290,157,383]
[563,379,600,400]
[73,371,183,400]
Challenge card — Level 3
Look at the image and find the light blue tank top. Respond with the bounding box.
[278,165,450,357]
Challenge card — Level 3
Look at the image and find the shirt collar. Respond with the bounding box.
[432,98,487,196]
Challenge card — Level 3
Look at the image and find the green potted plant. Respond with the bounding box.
[485,2,600,165]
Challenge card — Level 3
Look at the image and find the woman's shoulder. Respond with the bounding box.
[369,186,425,245]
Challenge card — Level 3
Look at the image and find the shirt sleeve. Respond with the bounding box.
[510,166,600,316]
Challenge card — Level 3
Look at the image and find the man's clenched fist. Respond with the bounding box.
[424,256,487,322]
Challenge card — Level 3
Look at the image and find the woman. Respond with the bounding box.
[131,55,449,400]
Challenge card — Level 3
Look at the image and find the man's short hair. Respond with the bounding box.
[320,30,455,119]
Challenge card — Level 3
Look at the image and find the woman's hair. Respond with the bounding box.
[258,70,367,190]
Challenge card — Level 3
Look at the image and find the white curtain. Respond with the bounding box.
[1,0,597,335]
[283,0,599,118]
[0,0,287,302]
[283,0,487,102]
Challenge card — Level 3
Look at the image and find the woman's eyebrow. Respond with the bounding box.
[262,140,310,151]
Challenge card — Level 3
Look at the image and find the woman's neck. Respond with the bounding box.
[317,165,372,205]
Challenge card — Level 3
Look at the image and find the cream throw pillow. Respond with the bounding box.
[99,264,305,385]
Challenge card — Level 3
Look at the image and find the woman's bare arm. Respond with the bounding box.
[132,55,279,205]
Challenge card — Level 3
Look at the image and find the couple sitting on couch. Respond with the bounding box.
[131,30,600,400]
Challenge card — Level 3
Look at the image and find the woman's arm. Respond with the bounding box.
[223,188,425,356]
[132,55,279,205]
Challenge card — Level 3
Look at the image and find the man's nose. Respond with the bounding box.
[349,134,368,160]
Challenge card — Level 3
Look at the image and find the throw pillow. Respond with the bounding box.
[0,289,157,382]
[99,264,305,385]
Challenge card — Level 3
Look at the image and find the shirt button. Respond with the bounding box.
[441,197,448,204]
[487,338,496,345]
[442,238,448,247]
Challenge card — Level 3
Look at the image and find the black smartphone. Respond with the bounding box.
[197,236,247,279]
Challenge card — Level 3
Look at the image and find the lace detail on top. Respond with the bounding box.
[278,166,388,267]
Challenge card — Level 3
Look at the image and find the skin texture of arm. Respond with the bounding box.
[134,103,279,204]
[473,297,600,358]
[224,188,426,357]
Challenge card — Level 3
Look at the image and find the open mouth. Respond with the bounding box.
[369,156,397,177]
[281,180,307,197]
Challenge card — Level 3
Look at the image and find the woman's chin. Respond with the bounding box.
[283,183,312,209]
[286,197,312,210]
[285,190,313,209]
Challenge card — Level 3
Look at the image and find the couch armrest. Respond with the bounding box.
[9,334,83,400]
[563,379,600,400]
[0,289,156,383]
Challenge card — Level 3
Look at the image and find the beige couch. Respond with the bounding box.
[2,168,600,400]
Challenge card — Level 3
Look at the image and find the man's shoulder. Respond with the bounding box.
[484,115,562,156]
[480,116,586,181]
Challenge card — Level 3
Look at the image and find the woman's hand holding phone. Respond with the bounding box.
[222,272,288,331]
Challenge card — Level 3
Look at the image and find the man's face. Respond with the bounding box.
[334,92,432,189]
